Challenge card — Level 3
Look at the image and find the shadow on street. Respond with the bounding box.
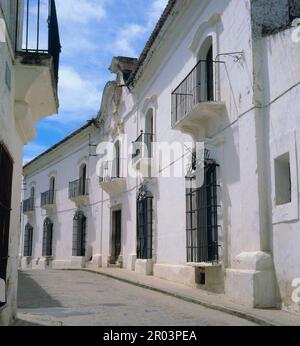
[18,271,62,309]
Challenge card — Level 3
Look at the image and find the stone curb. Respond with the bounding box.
[16,313,64,326]
[76,269,277,326]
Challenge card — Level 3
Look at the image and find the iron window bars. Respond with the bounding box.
[132,131,154,159]
[111,210,122,264]
[69,178,89,199]
[42,217,53,257]
[72,211,86,257]
[41,189,55,207]
[0,143,13,307]
[15,0,61,85]
[136,186,153,260]
[23,197,34,213]
[186,159,220,263]
[99,158,126,182]
[171,60,223,128]
[24,223,33,257]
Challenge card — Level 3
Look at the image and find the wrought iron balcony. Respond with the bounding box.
[41,189,55,208]
[14,0,61,142]
[99,159,127,182]
[69,178,89,200]
[15,0,61,86]
[99,160,127,195]
[23,197,34,214]
[171,60,225,134]
[132,131,156,178]
[132,131,154,159]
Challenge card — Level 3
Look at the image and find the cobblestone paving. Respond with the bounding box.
[17,270,257,326]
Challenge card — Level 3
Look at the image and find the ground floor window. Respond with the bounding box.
[137,186,153,259]
[42,218,53,257]
[186,158,219,263]
[72,211,86,257]
[24,223,33,257]
[0,143,13,306]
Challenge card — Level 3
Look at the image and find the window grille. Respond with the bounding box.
[186,160,220,263]
[137,185,153,259]
[72,211,86,257]
[24,223,33,257]
[42,218,53,257]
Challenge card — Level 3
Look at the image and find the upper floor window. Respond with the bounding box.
[79,163,87,195]
[197,36,214,102]
[113,140,121,178]
[30,186,35,200]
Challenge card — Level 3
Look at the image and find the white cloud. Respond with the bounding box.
[114,24,147,56]
[56,0,107,24]
[112,0,168,57]
[53,65,101,123]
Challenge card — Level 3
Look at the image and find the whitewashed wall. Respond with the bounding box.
[22,125,104,268]
[20,0,300,314]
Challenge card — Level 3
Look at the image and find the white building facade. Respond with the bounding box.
[0,0,60,325]
[21,0,300,315]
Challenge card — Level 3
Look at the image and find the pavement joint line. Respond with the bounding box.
[62,268,276,326]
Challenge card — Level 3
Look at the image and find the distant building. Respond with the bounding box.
[21,0,300,315]
[0,0,60,325]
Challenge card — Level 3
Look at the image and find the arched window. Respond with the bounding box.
[72,211,86,257]
[113,140,121,178]
[24,223,33,257]
[79,164,87,195]
[137,186,153,259]
[145,109,154,158]
[49,177,55,191]
[197,36,214,102]
[0,143,13,301]
[30,186,35,199]
[49,177,55,204]
[42,218,53,257]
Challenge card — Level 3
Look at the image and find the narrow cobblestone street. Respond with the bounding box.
[17,270,256,326]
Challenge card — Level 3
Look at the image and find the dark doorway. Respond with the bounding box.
[0,143,13,307]
[80,164,87,195]
[206,46,214,101]
[111,210,122,264]
[114,141,121,178]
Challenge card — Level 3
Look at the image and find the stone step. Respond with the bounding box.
[107,263,122,268]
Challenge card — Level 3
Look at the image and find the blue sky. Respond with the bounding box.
[23,0,168,163]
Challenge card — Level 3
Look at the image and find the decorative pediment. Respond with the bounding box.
[189,14,221,54]
[141,95,157,114]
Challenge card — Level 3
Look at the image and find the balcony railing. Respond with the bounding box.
[171,60,223,128]
[41,189,55,207]
[15,0,61,85]
[132,132,154,159]
[23,197,34,213]
[69,178,89,199]
[99,159,126,182]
